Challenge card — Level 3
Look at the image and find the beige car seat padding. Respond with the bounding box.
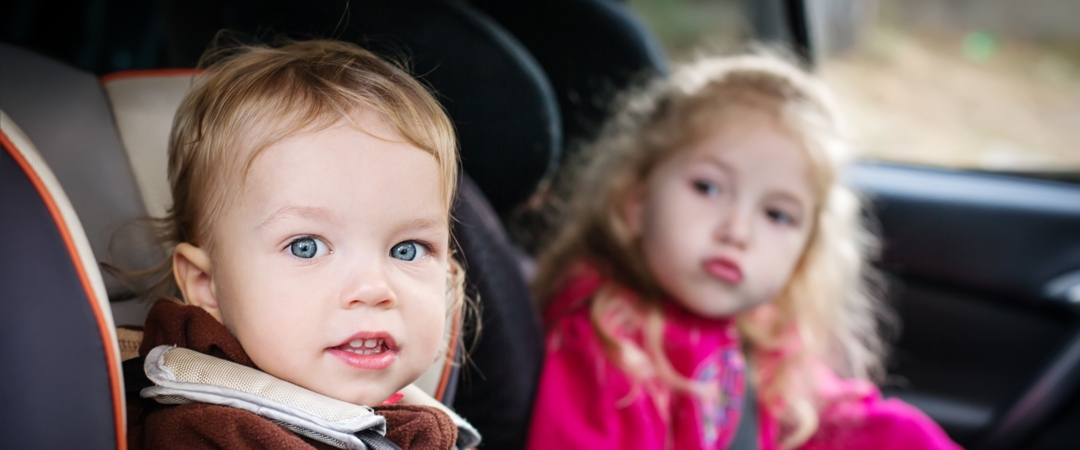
[149,346,378,423]
[117,327,143,361]
[102,70,199,220]
[143,346,385,450]
[142,345,480,449]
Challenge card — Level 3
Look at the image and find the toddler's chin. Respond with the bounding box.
[339,383,407,406]
[291,376,402,407]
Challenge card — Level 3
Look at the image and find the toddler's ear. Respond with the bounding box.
[173,243,223,322]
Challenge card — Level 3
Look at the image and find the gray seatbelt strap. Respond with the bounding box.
[356,429,402,450]
[728,377,758,450]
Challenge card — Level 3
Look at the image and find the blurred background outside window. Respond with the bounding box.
[627,0,1080,177]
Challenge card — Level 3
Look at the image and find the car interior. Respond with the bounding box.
[2,1,1079,449]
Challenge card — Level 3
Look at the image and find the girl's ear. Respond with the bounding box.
[173,242,223,322]
[622,183,647,238]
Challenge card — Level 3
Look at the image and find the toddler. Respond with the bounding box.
[527,55,960,450]
[127,40,478,450]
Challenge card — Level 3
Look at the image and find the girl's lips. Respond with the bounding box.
[327,331,399,371]
[703,257,744,285]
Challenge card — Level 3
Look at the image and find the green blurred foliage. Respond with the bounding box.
[625,0,748,57]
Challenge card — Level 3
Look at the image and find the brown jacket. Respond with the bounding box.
[127,299,458,449]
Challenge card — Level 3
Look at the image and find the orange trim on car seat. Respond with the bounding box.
[0,131,128,450]
[435,308,462,402]
[99,68,202,84]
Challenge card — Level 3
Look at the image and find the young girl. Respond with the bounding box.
[527,55,960,450]
[127,40,478,449]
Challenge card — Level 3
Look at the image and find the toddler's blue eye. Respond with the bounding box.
[693,180,721,197]
[390,241,428,261]
[289,237,329,259]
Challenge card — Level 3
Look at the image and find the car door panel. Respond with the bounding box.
[848,163,1080,449]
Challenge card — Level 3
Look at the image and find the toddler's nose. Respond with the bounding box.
[343,265,397,309]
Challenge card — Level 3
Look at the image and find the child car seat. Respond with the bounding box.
[4,1,587,446]
[1,39,531,447]
[0,110,126,449]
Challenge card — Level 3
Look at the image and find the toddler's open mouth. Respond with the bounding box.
[328,333,399,370]
[337,338,391,355]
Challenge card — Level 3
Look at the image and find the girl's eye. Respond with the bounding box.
[693,180,721,197]
[766,209,797,226]
[289,236,330,259]
[390,241,429,262]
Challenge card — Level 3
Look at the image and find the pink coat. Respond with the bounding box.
[526,269,961,450]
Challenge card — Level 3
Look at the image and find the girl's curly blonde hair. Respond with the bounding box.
[534,54,889,448]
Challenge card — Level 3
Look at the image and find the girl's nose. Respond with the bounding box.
[716,203,753,248]
[342,263,397,310]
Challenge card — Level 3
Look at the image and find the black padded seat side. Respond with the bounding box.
[159,0,561,215]
[451,175,544,450]
[0,43,163,300]
[471,0,668,153]
[0,140,119,449]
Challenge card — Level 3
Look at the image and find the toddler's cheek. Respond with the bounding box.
[420,313,447,362]
[406,290,449,363]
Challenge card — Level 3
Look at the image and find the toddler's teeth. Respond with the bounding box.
[340,338,386,353]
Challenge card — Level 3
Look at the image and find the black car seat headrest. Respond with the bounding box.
[471,0,668,156]
[159,0,562,215]
[450,175,545,449]
[0,43,162,324]
[0,112,126,449]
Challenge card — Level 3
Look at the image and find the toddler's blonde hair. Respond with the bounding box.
[535,54,887,448]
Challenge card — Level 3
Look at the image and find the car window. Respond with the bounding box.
[627,0,1080,176]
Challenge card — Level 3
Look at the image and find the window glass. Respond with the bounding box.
[627,0,750,53]
[628,0,1080,174]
